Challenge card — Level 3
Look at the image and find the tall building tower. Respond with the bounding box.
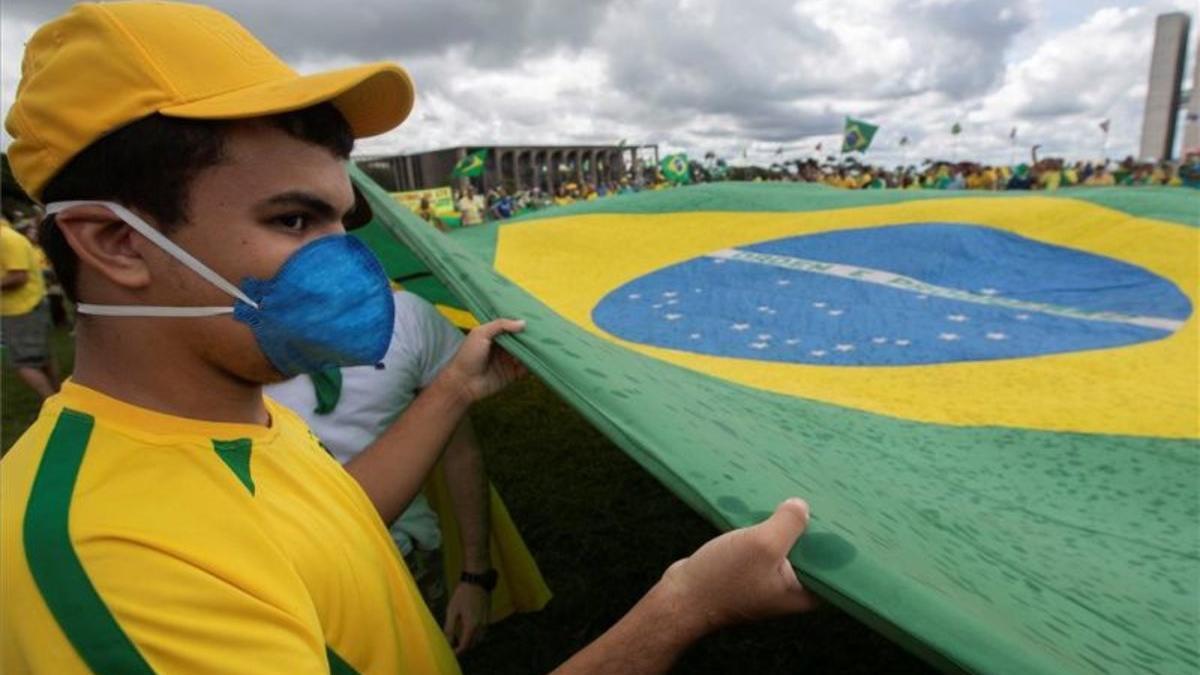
[1139,13,1190,161]
[1182,22,1200,153]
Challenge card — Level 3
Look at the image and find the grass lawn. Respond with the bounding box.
[4,327,935,674]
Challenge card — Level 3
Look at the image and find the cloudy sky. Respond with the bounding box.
[2,0,1196,166]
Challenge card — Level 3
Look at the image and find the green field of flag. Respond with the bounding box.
[351,165,1199,674]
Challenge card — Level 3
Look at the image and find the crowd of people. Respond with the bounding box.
[783,154,1198,190]
[437,153,1197,226]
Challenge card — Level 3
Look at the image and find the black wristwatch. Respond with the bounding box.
[460,569,498,592]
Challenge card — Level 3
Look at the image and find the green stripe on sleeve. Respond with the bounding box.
[24,409,156,674]
[212,438,255,495]
[326,645,361,675]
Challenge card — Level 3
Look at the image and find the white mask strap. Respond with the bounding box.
[44,200,260,310]
[73,303,233,317]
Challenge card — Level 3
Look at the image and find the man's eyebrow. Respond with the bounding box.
[260,191,353,219]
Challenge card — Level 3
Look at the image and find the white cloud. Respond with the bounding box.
[0,0,1195,167]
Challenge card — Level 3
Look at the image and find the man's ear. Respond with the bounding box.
[52,205,153,292]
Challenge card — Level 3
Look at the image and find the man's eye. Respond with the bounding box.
[274,214,308,231]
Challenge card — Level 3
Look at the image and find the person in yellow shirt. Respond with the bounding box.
[1,216,59,398]
[1037,168,1062,191]
[2,4,818,674]
[1084,167,1116,186]
[553,185,575,207]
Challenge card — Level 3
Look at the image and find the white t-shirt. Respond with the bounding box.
[457,195,485,226]
[266,291,465,555]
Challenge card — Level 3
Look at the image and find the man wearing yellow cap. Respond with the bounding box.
[1,3,818,674]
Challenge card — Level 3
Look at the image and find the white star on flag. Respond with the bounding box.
[986,332,1008,340]
[947,314,968,322]
[813,302,827,308]
[834,344,855,352]
[652,303,663,309]
[713,259,726,264]
[785,339,801,345]
[939,333,960,341]
[916,295,929,300]
[895,339,911,346]
[663,291,678,298]
[757,306,772,312]
[731,323,750,331]
[810,350,827,357]
[689,333,702,340]
[871,337,888,344]
[750,342,769,350]
[665,313,683,321]
[828,309,844,316]
[757,334,772,340]
[1015,314,1030,321]
[628,294,641,300]
[666,299,679,305]
[777,280,791,286]
[980,288,1000,296]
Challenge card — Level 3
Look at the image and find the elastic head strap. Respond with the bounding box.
[73,303,234,317]
[44,200,260,310]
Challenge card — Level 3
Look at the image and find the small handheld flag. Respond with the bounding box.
[842,117,879,153]
[661,154,691,184]
[451,149,488,178]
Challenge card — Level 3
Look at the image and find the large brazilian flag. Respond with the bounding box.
[350,165,1199,674]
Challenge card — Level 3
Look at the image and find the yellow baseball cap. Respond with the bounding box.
[5,1,415,200]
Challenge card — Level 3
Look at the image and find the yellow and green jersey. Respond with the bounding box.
[2,381,459,674]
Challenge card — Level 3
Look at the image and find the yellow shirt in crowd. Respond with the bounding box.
[2,381,458,675]
[1,220,46,316]
[1038,171,1062,191]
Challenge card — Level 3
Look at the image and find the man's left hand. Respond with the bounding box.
[440,319,527,404]
[443,582,490,654]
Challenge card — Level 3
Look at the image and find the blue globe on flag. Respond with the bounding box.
[592,223,1190,366]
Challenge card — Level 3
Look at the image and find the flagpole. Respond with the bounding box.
[1102,129,1109,163]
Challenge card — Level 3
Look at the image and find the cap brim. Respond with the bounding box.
[160,63,414,138]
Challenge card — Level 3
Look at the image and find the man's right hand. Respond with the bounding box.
[660,498,819,634]
[551,499,819,674]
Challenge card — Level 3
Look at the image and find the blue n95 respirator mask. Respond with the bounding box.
[44,201,394,378]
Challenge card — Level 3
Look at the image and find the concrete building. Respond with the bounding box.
[356,144,659,194]
[1182,25,1200,153]
[1139,12,1190,161]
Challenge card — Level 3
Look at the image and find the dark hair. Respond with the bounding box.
[40,103,354,301]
